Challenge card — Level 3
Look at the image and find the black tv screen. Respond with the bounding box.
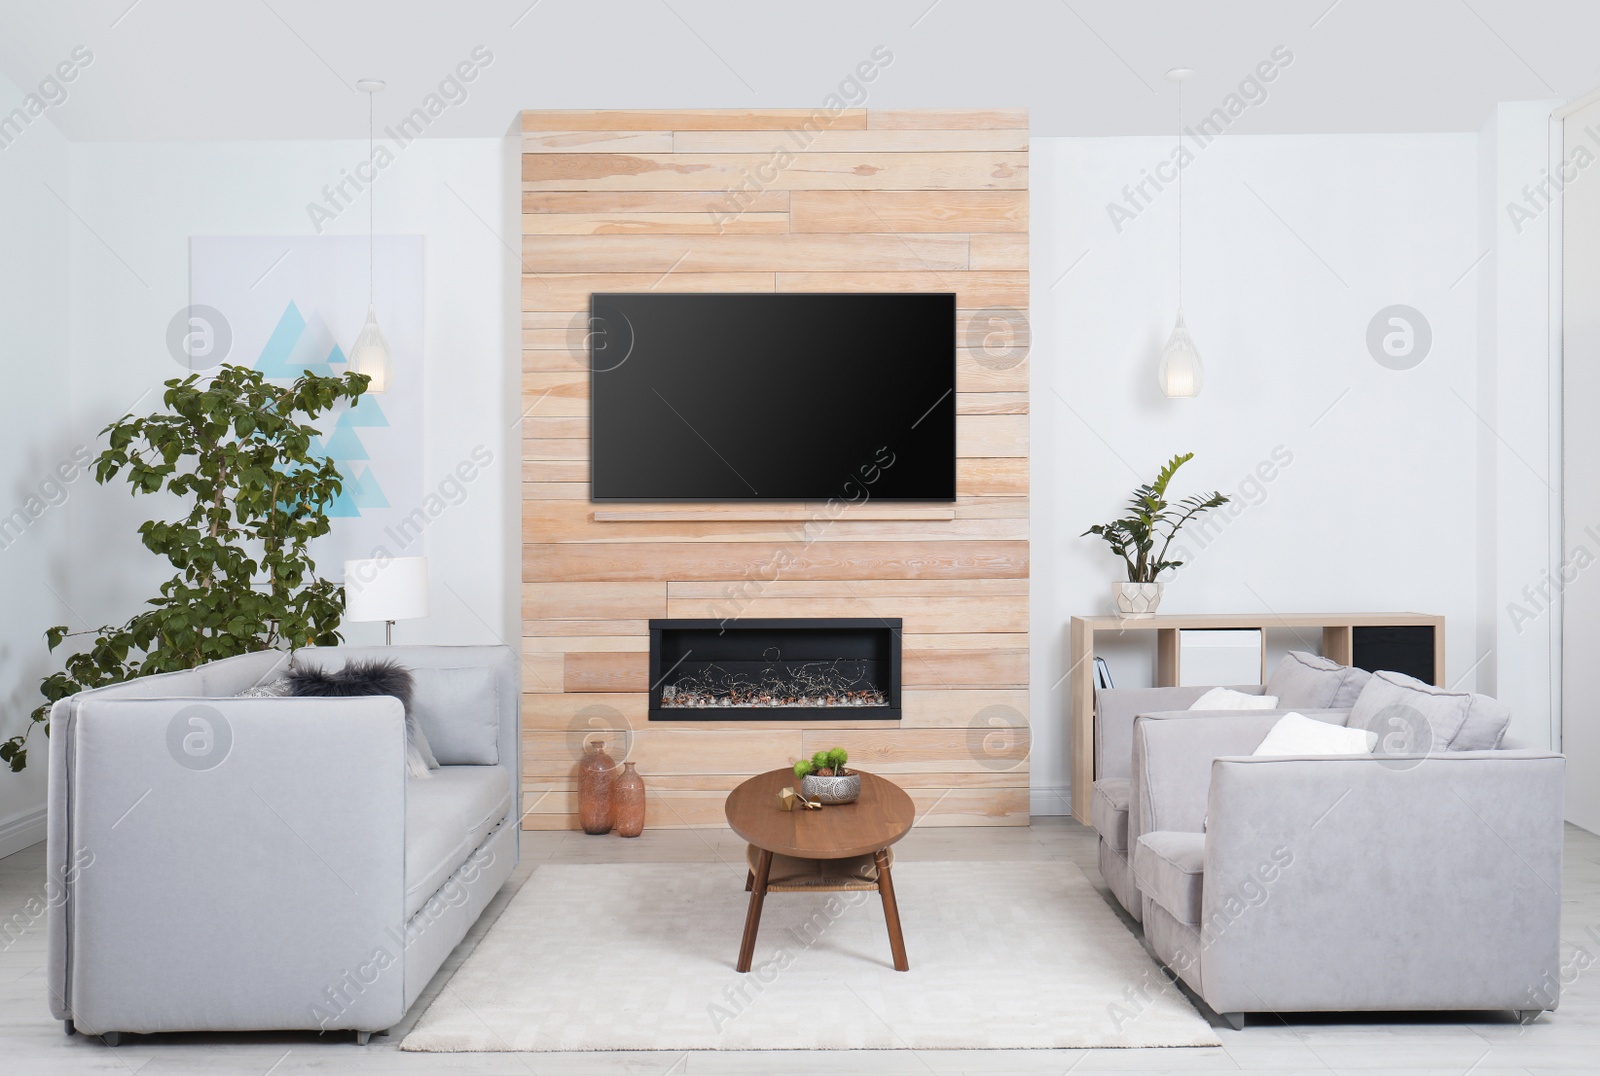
[590,293,956,501]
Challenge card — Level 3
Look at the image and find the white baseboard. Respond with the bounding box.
[0,807,46,860]
[1030,787,1074,817]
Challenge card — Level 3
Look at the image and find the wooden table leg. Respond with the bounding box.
[737,848,772,973]
[875,849,909,971]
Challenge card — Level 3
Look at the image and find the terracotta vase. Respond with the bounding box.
[613,762,646,838]
[577,740,616,835]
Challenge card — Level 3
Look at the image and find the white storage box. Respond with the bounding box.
[1178,629,1264,686]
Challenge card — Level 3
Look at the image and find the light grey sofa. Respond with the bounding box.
[46,644,520,1044]
[1130,710,1564,1027]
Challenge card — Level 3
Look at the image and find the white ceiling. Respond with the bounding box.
[0,0,1595,141]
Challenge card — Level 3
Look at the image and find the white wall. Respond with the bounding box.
[1562,97,1600,834]
[1478,101,1565,751]
[0,70,72,855]
[1029,131,1555,813]
[63,138,518,659]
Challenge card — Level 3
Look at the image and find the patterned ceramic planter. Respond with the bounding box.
[1113,581,1164,619]
[801,771,861,805]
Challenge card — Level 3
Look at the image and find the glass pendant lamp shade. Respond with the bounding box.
[1160,66,1204,399]
[349,303,392,394]
[1157,310,1203,398]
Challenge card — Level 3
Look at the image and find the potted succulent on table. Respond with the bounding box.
[1082,452,1229,618]
[793,747,860,805]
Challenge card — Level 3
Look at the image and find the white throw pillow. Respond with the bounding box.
[1252,712,1377,756]
[1190,686,1279,710]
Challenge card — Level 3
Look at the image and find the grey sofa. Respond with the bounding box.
[1130,710,1564,1026]
[46,644,520,1044]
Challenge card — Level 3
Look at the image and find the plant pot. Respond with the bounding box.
[802,771,861,805]
[1113,581,1164,619]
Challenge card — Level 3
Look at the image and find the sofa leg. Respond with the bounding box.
[101,1032,122,1047]
[62,1019,74,1036]
[355,1030,371,1045]
[1219,1012,1245,1031]
[1516,1009,1545,1024]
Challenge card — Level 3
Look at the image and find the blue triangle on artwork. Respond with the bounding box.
[255,301,307,378]
[326,342,347,371]
[340,394,390,428]
[322,424,370,461]
[346,466,389,510]
[326,485,361,518]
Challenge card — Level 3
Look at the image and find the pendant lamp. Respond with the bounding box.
[350,78,393,394]
[1158,67,1203,399]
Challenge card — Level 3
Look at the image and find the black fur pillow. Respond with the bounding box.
[288,658,414,706]
[287,658,437,777]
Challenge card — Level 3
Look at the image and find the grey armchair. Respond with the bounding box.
[1090,684,1341,923]
[1130,711,1564,1027]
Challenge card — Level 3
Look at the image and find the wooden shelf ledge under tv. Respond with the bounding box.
[592,505,957,522]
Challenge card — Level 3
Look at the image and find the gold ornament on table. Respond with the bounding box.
[778,786,822,811]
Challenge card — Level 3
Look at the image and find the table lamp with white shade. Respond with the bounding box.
[344,556,429,644]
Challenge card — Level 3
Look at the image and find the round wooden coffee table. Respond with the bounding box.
[725,768,915,972]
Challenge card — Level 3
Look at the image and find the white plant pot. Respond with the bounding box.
[1113,581,1164,618]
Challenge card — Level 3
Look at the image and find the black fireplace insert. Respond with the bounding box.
[648,618,902,721]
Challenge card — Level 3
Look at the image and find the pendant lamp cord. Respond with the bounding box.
[367,89,374,305]
[1176,77,1183,310]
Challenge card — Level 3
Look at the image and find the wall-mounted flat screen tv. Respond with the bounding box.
[590,293,956,501]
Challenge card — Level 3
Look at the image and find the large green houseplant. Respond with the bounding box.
[0,364,369,772]
[1082,452,1228,617]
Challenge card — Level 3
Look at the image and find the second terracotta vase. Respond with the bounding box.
[577,740,616,835]
[614,762,646,838]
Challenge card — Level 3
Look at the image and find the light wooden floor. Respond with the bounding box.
[4,817,1600,1073]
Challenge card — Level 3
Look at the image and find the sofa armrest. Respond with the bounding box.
[49,695,410,1033]
[1197,751,1565,1013]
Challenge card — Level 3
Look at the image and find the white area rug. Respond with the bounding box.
[401,859,1220,1051]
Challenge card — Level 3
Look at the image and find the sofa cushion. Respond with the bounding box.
[405,765,513,920]
[1134,831,1206,926]
[1091,778,1131,852]
[1264,651,1369,708]
[1132,832,1203,922]
[1347,670,1512,752]
[406,662,499,765]
[410,666,501,765]
[1190,686,1279,710]
[1253,712,1377,756]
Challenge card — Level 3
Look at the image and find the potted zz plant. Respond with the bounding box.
[793,748,859,805]
[1082,452,1228,618]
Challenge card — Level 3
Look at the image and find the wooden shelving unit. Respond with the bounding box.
[1067,612,1445,823]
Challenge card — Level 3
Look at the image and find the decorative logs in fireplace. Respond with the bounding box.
[648,618,902,721]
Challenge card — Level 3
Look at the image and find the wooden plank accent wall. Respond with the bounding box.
[521,108,1029,829]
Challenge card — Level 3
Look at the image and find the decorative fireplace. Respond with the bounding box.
[648,618,902,721]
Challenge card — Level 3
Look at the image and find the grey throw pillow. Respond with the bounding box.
[1347,670,1511,752]
[1264,651,1366,709]
[410,665,501,765]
